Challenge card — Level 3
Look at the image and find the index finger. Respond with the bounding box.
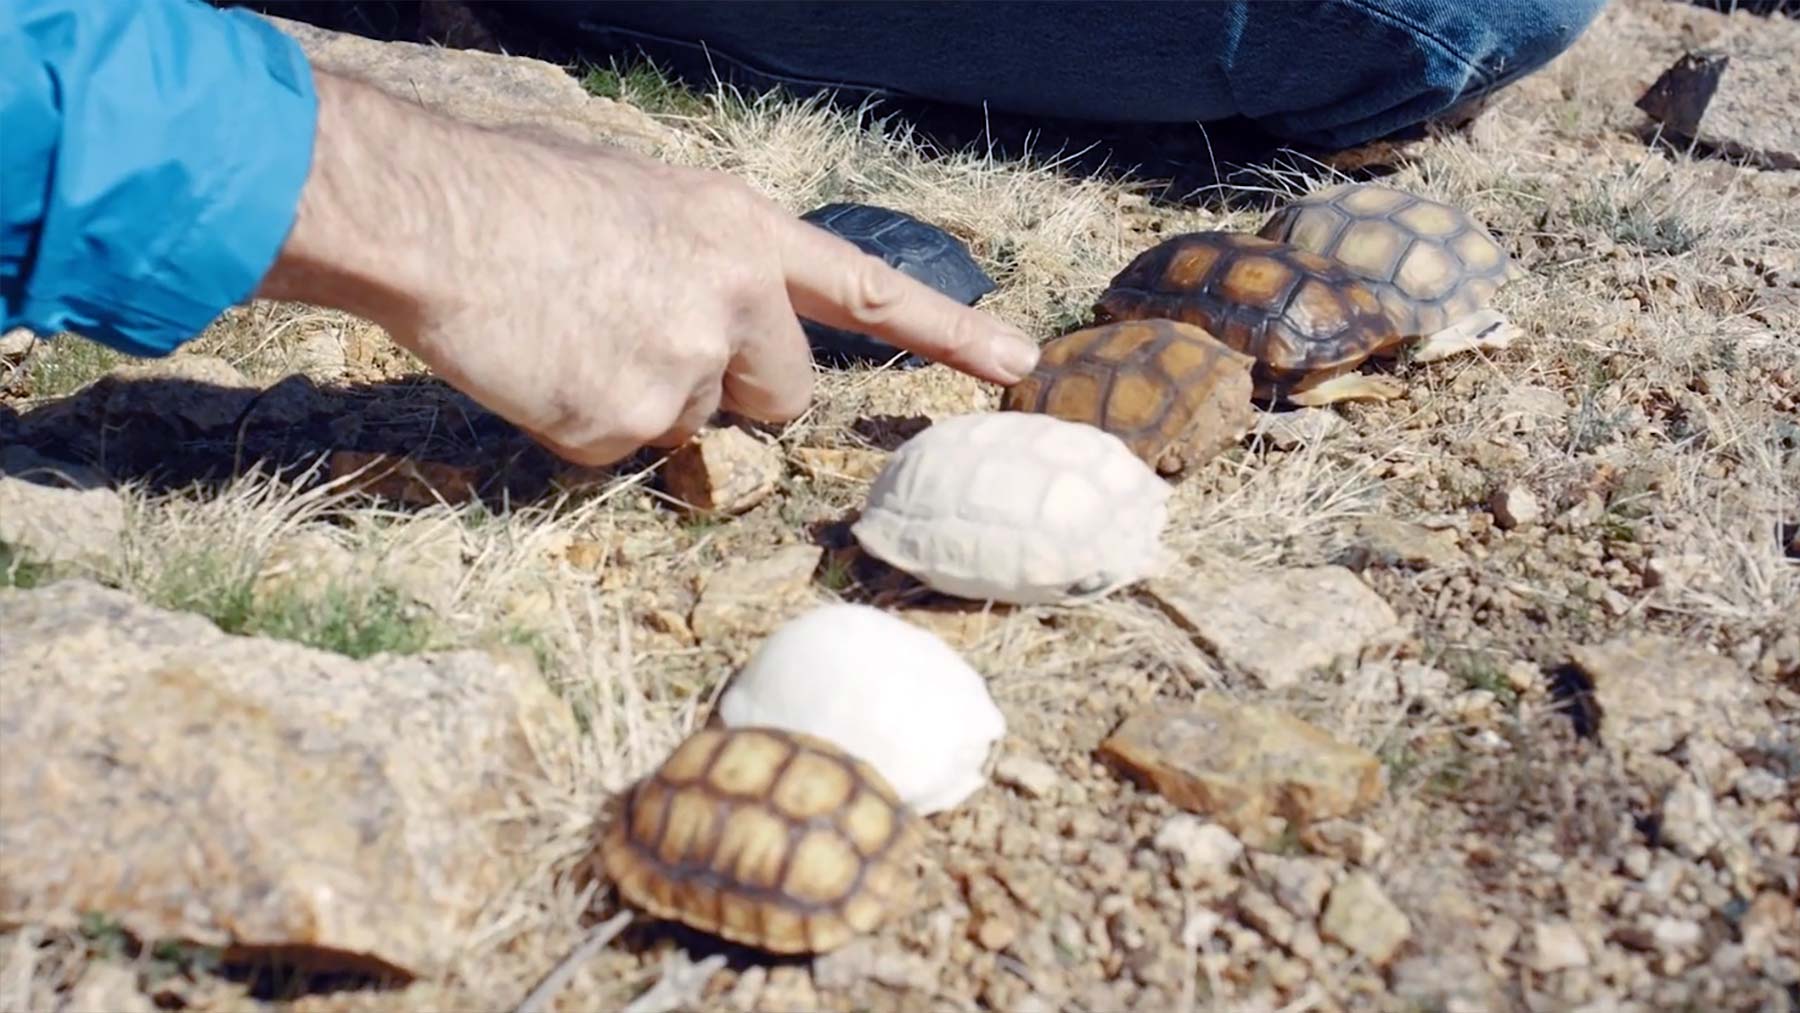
[777,215,1040,385]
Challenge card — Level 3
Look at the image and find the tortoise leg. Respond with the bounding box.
[1283,371,1406,407]
[1410,309,1522,364]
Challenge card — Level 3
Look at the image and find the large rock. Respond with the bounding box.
[1635,12,1800,170]
[1098,694,1385,844]
[0,470,125,570]
[0,580,576,979]
[1146,566,1403,688]
[1565,633,1771,765]
[262,14,677,157]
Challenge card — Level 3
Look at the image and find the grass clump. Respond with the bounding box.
[580,57,708,117]
[146,547,438,660]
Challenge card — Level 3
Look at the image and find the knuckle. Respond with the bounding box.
[840,259,908,327]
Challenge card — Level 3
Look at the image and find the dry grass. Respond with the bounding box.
[3,0,1798,1009]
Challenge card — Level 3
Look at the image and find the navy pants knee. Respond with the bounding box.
[512,1,1609,149]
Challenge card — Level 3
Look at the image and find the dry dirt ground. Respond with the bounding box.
[2,1,1797,1011]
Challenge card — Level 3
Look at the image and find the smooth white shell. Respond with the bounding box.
[716,603,1006,815]
[851,412,1172,604]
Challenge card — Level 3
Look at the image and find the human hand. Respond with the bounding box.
[256,70,1040,466]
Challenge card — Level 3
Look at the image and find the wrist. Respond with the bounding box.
[254,69,456,339]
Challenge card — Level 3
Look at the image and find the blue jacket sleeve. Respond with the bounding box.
[0,0,317,357]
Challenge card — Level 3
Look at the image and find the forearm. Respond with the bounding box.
[1,0,316,355]
[250,69,450,339]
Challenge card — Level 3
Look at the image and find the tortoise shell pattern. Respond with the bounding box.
[1257,183,1510,339]
[1000,319,1250,470]
[601,726,922,955]
[1091,231,1402,389]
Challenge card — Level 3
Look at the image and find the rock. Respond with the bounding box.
[1391,951,1501,1011]
[1526,921,1590,973]
[0,473,126,569]
[377,518,470,614]
[1146,566,1402,689]
[1740,892,1796,956]
[1493,384,1568,432]
[64,962,154,1013]
[1659,777,1723,859]
[1636,29,1800,171]
[1298,820,1386,865]
[290,330,348,382]
[1488,485,1542,529]
[662,427,784,515]
[1650,917,1703,952]
[1339,518,1464,571]
[689,544,821,641]
[262,14,676,157]
[1152,815,1243,877]
[993,754,1060,800]
[0,326,36,359]
[0,579,575,979]
[1565,633,1772,766]
[791,447,887,484]
[329,450,481,507]
[1235,888,1296,947]
[1252,854,1333,920]
[1249,409,1345,450]
[1098,694,1385,843]
[252,528,357,601]
[1318,874,1410,967]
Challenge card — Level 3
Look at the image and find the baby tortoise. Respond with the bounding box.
[598,725,924,955]
[1092,230,1407,406]
[1001,318,1255,476]
[799,202,997,369]
[1257,181,1523,363]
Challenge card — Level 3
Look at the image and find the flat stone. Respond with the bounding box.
[1147,566,1402,688]
[1298,819,1386,865]
[0,580,575,979]
[662,427,784,515]
[1319,873,1411,967]
[1098,694,1385,843]
[690,544,822,641]
[329,450,480,507]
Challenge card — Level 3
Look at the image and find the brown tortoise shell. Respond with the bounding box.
[1000,319,1253,475]
[1091,231,1403,396]
[1257,182,1512,340]
[599,726,923,955]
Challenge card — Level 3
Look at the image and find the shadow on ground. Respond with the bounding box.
[0,371,644,507]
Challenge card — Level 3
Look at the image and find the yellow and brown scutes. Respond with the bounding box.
[1091,231,1401,389]
[1000,318,1253,473]
[597,726,924,955]
[1257,181,1514,339]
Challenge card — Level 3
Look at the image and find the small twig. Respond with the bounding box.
[621,952,729,1013]
[511,911,633,1013]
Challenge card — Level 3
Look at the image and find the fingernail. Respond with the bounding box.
[996,332,1040,382]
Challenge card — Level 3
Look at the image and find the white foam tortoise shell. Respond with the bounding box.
[718,603,1006,815]
[851,412,1172,605]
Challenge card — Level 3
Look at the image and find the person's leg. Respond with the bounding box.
[509,1,1608,150]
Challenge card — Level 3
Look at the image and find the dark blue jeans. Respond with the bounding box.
[514,1,1609,149]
